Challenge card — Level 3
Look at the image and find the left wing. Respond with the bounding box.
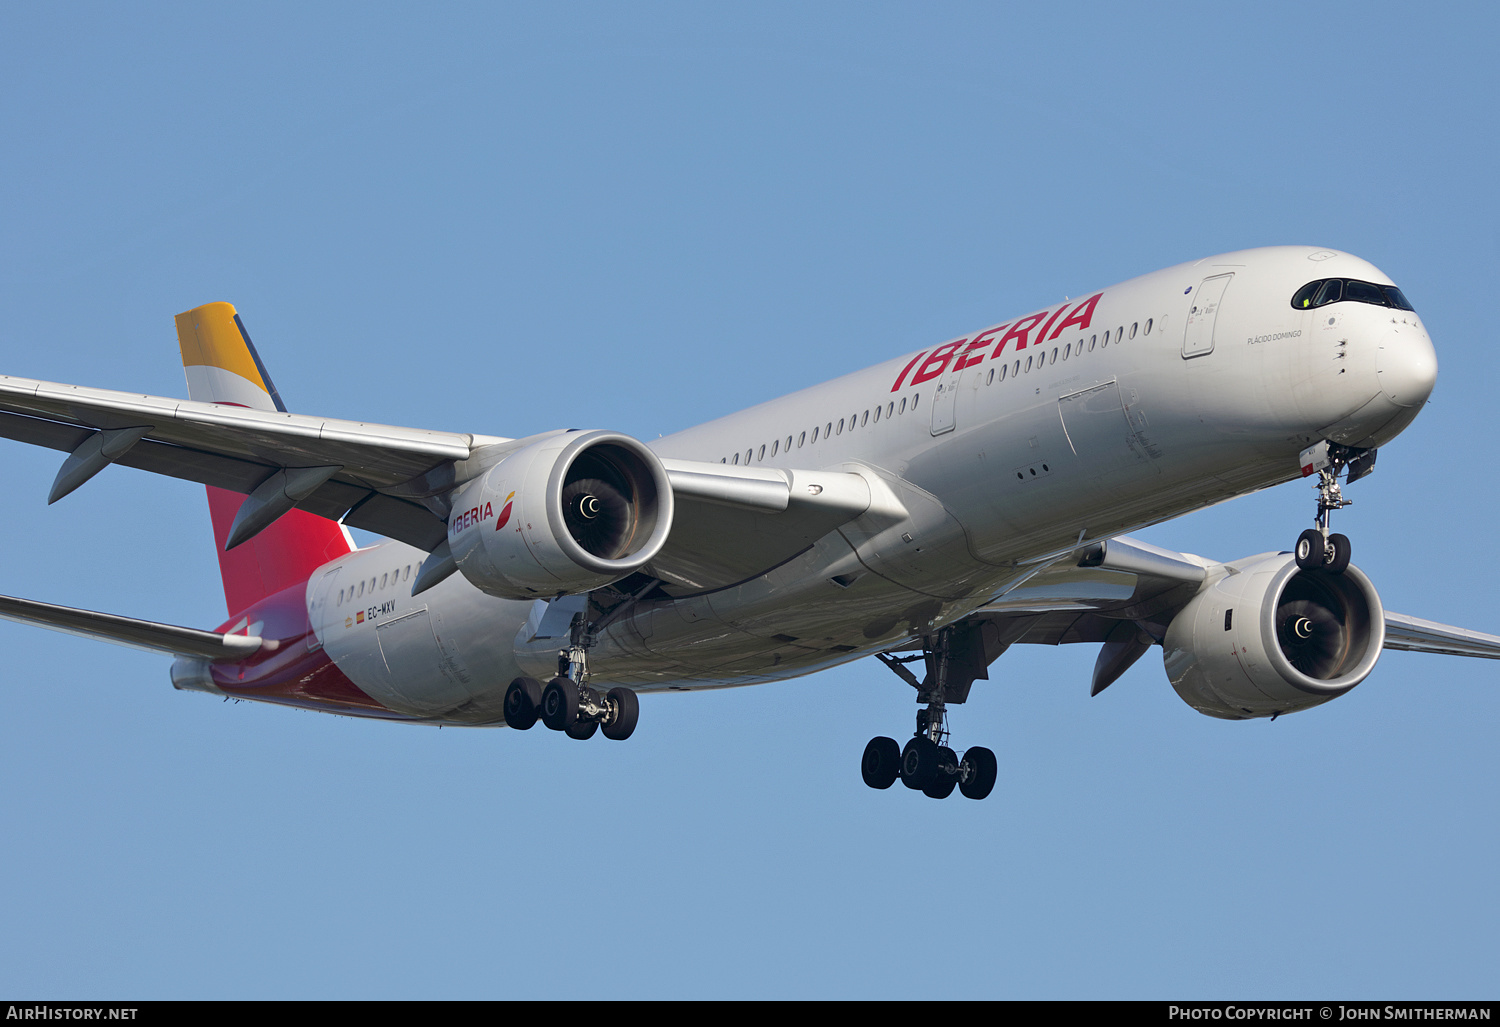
[923,537,1500,698]
[0,593,262,660]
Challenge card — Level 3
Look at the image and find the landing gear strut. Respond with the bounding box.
[503,589,648,741]
[1294,441,1375,574]
[862,624,1000,800]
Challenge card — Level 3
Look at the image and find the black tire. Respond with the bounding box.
[1295,529,1326,570]
[504,677,544,730]
[922,746,958,798]
[900,736,940,791]
[1326,532,1352,574]
[602,687,639,741]
[959,746,998,800]
[861,736,901,789]
[565,718,598,740]
[540,676,580,731]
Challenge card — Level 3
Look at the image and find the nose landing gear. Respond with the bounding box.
[862,623,1002,800]
[1294,442,1375,574]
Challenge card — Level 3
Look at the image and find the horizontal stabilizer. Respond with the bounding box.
[0,593,263,661]
[1383,612,1500,660]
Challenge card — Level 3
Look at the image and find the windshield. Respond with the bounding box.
[1291,278,1415,312]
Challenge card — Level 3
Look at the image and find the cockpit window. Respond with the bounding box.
[1315,279,1343,306]
[1292,278,1416,312]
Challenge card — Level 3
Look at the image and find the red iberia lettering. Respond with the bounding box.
[1046,293,1103,341]
[890,351,927,392]
[1033,304,1069,347]
[450,501,496,535]
[990,310,1051,357]
[910,340,965,385]
[956,325,1005,370]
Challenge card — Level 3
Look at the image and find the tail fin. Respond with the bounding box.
[175,302,354,617]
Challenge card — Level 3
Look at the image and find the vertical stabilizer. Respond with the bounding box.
[176,303,353,616]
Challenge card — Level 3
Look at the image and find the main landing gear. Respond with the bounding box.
[503,605,640,741]
[1293,441,1376,575]
[861,624,1000,800]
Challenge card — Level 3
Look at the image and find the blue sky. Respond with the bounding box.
[0,2,1496,999]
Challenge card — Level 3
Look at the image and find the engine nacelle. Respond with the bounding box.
[1163,553,1385,720]
[447,430,673,600]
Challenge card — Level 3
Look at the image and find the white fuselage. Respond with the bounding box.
[307,247,1437,723]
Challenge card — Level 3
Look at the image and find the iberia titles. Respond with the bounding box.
[889,293,1103,392]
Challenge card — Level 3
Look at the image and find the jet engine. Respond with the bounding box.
[1162,553,1385,719]
[447,430,673,600]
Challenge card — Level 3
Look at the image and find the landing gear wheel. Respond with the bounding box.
[959,746,998,800]
[900,736,941,791]
[861,736,901,790]
[1325,532,1351,574]
[504,677,544,730]
[1295,529,1326,570]
[602,687,639,741]
[922,746,958,799]
[565,719,598,740]
[540,676,580,731]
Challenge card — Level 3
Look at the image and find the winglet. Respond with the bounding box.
[175,302,286,412]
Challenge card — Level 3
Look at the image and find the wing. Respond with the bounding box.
[0,374,885,592]
[925,537,1500,698]
[0,372,498,550]
[0,593,261,660]
[1381,612,1500,659]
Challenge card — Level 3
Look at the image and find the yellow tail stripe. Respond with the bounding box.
[174,302,268,391]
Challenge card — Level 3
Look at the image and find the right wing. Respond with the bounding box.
[0,375,891,592]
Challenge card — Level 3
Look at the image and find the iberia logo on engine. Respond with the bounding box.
[449,491,517,536]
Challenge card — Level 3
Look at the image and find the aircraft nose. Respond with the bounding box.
[1376,326,1437,408]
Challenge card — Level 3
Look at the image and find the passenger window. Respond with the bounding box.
[785,435,792,450]
[812,427,819,443]
[358,581,364,597]
[912,393,920,408]
[381,573,388,589]
[732,452,740,464]
[770,440,778,457]
[1130,322,1138,339]
[873,405,882,421]
[1012,360,1020,376]
[999,363,1008,381]
[899,398,906,414]
[986,368,994,384]
[799,431,806,447]
[836,418,844,435]
[1062,343,1070,360]
[861,410,869,427]
[1145,318,1153,335]
[745,449,753,463]
[1025,355,1033,372]
[886,402,894,418]
[826,421,833,436]
[758,445,765,461]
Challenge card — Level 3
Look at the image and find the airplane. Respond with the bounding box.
[1,245,1496,802]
